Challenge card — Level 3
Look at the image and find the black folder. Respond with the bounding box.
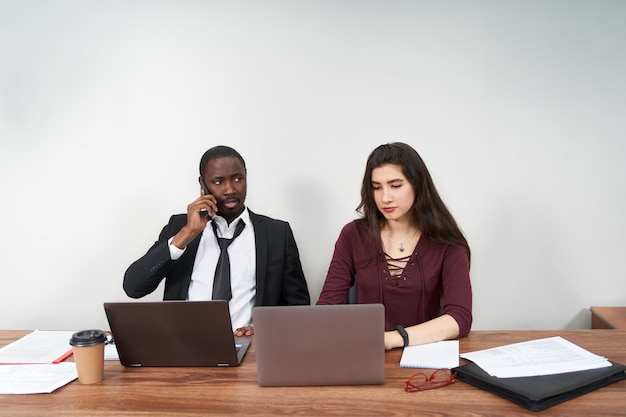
[453,361,626,411]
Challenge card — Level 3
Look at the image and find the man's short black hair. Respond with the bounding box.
[199,146,246,176]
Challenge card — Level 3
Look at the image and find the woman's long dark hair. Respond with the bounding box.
[357,142,471,264]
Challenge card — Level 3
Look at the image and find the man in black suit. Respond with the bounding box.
[123,146,310,336]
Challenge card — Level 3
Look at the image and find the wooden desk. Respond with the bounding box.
[1,330,625,417]
[591,306,626,329]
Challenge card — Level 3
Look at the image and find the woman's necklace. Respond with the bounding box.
[388,229,419,252]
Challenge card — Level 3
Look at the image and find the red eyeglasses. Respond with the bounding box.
[404,368,458,392]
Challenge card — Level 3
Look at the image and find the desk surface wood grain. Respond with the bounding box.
[1,330,625,417]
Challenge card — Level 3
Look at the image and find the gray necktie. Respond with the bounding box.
[211,219,245,301]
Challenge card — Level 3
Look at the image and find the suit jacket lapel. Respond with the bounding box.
[249,210,267,306]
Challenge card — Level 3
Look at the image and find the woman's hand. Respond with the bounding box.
[384,330,405,350]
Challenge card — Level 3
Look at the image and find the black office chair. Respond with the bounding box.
[345,277,358,304]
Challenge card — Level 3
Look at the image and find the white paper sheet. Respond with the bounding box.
[461,336,612,378]
[400,340,459,369]
[104,343,119,361]
[0,330,75,364]
[0,363,77,394]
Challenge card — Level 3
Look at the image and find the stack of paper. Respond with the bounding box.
[0,330,75,364]
[460,336,612,378]
[0,330,78,394]
[0,363,78,394]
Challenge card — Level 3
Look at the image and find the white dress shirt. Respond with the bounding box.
[168,208,256,330]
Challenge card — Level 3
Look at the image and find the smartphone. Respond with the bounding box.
[199,179,211,218]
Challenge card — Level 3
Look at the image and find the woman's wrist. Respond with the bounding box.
[384,330,405,350]
[395,325,409,347]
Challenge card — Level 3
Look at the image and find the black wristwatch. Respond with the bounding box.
[395,325,409,347]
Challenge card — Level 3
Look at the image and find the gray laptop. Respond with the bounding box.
[103,300,250,367]
[252,304,385,386]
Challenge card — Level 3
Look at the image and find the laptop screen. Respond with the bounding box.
[104,300,250,367]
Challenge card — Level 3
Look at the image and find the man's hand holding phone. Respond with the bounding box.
[170,184,218,250]
[197,188,218,220]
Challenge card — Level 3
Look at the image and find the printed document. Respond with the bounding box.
[461,336,612,378]
[0,363,77,394]
[0,330,74,364]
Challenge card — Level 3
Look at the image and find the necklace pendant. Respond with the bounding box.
[399,244,404,252]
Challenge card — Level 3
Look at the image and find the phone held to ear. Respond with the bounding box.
[200,179,211,218]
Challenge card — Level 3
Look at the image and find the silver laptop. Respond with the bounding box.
[252,304,385,386]
[103,300,250,367]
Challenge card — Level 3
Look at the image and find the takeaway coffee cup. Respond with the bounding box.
[69,329,107,384]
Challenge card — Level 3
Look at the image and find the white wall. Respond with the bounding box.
[1,0,625,332]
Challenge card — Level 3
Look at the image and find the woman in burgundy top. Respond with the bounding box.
[317,143,472,350]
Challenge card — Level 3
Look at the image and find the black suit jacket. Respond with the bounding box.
[123,210,310,306]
